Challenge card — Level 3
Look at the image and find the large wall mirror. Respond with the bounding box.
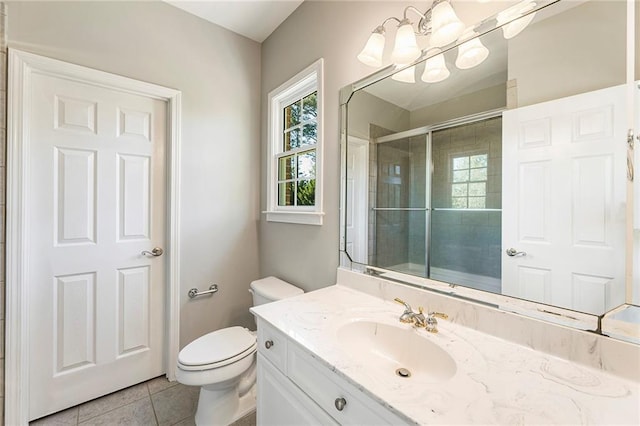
[340,0,639,324]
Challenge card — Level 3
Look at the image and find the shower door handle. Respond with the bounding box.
[506,248,526,257]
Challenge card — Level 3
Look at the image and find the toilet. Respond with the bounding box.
[176,277,303,426]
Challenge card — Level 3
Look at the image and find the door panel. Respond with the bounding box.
[28,72,167,420]
[54,272,97,374]
[118,154,151,240]
[118,266,151,356]
[54,148,97,245]
[502,85,626,314]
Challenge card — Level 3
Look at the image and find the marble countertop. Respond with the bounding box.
[251,284,640,425]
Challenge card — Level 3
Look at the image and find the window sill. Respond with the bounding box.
[263,210,324,226]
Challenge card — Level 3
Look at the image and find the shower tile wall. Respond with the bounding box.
[430,117,502,282]
[406,137,426,270]
[375,145,410,269]
[369,125,426,274]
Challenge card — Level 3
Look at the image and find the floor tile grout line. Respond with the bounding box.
[148,380,161,426]
[30,377,180,425]
[169,413,193,426]
[76,389,151,424]
[77,396,154,426]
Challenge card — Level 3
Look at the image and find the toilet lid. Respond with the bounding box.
[178,326,256,368]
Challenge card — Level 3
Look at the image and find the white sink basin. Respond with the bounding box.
[337,321,456,383]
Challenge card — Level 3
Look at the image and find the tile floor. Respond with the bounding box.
[29,376,257,426]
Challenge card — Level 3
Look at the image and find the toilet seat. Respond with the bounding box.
[178,326,257,371]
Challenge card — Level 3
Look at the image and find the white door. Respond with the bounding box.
[344,137,369,264]
[28,71,167,420]
[502,85,626,314]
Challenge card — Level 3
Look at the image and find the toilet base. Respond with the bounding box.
[194,382,256,426]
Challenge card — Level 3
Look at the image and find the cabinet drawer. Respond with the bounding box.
[287,343,405,425]
[256,318,288,373]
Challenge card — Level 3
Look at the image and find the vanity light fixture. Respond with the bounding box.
[357,0,538,82]
[455,28,489,70]
[357,25,386,67]
[357,0,464,69]
[428,0,466,47]
[496,1,538,39]
[421,49,450,83]
[392,64,417,83]
[391,19,422,64]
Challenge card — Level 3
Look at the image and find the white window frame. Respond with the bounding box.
[450,151,489,209]
[265,58,324,225]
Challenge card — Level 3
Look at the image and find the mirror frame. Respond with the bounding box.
[339,0,638,337]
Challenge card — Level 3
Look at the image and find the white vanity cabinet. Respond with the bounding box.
[256,318,407,426]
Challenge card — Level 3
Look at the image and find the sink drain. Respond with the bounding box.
[395,368,411,378]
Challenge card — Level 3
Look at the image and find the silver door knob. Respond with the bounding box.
[142,247,164,257]
[506,248,526,257]
[265,340,274,349]
[334,397,347,411]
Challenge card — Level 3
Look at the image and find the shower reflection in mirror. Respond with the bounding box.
[366,114,502,294]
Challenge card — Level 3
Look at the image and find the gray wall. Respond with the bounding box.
[410,84,506,128]
[6,1,262,348]
[348,90,409,139]
[508,0,626,107]
[260,1,383,291]
[259,0,509,291]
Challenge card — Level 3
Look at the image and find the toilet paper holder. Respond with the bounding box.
[188,284,219,299]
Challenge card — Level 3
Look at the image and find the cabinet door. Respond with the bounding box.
[257,354,338,426]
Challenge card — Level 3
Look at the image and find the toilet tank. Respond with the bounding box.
[249,276,303,306]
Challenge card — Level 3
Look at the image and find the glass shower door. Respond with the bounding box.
[429,117,502,292]
[371,135,427,277]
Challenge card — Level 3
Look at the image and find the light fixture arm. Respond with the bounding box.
[381,17,402,27]
[407,0,453,36]
[403,6,426,22]
[368,0,453,36]
[368,16,402,35]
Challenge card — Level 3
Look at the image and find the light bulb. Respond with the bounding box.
[455,28,489,69]
[429,0,465,47]
[392,65,416,83]
[357,27,385,67]
[496,1,537,39]
[421,49,450,83]
[390,20,421,64]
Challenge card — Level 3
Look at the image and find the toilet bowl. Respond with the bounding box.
[176,277,303,426]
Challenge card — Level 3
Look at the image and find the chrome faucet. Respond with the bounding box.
[394,298,426,328]
[394,298,448,332]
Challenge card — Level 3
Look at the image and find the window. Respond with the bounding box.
[278,93,317,207]
[451,153,487,209]
[265,59,324,225]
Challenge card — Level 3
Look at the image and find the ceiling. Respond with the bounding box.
[166,0,304,43]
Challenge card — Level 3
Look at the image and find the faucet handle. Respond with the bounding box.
[394,297,412,312]
[425,311,448,333]
[413,307,427,328]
